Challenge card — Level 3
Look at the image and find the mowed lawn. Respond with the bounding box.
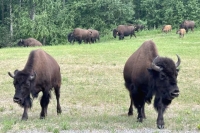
[0,29,200,132]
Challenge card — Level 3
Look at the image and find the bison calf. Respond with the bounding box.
[162,25,172,33]
[8,49,62,120]
[17,38,42,47]
[176,29,186,38]
[123,40,181,129]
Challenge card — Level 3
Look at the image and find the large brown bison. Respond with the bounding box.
[176,29,186,38]
[162,25,172,33]
[123,40,181,129]
[8,49,62,120]
[17,38,42,47]
[180,20,195,33]
[72,28,92,44]
[88,29,100,43]
[113,25,136,40]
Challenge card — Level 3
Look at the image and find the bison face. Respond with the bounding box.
[149,55,181,100]
[8,70,36,106]
[17,39,24,46]
[154,70,179,100]
[113,29,118,38]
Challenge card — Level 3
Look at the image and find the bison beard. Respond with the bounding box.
[123,40,181,129]
[8,49,62,120]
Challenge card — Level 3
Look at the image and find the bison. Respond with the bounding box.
[134,24,145,32]
[17,38,42,47]
[113,25,136,40]
[72,28,92,44]
[67,32,74,43]
[8,49,62,120]
[162,25,172,33]
[88,29,100,43]
[123,40,181,129]
[176,29,186,38]
[179,20,195,33]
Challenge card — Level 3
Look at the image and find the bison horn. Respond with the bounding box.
[8,70,19,78]
[151,56,163,72]
[8,72,15,78]
[176,54,181,68]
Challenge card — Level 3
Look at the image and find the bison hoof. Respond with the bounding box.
[128,112,133,116]
[40,116,45,119]
[21,117,28,121]
[137,118,143,122]
[157,124,164,129]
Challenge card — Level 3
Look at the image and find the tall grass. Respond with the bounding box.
[0,29,200,132]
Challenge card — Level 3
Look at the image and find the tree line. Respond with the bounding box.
[0,0,200,47]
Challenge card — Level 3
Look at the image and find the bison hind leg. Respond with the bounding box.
[125,82,136,116]
[54,85,62,114]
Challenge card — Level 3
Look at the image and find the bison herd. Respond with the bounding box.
[11,20,196,129]
[8,36,182,129]
[16,20,195,47]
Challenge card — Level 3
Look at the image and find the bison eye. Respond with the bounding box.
[159,73,166,80]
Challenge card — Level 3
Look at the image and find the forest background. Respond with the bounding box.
[0,0,200,47]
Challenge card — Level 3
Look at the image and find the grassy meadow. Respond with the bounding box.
[0,29,200,133]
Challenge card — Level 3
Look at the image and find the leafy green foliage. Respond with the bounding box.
[0,0,200,46]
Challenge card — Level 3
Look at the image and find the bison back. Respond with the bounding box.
[25,49,61,88]
[24,38,42,46]
[123,40,158,87]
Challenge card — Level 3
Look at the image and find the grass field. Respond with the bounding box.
[0,29,200,133]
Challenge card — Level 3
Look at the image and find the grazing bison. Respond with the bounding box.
[72,28,92,44]
[176,29,186,38]
[17,38,42,47]
[88,29,100,43]
[180,20,195,33]
[67,32,74,43]
[8,49,62,120]
[162,25,172,33]
[113,25,136,40]
[123,40,181,129]
[134,24,145,32]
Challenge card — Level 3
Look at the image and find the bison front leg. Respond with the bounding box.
[154,96,165,129]
[40,91,50,119]
[22,107,28,120]
[21,96,32,120]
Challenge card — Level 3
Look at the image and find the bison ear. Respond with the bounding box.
[29,71,36,81]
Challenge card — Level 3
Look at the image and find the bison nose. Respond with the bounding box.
[13,96,22,103]
[170,89,180,98]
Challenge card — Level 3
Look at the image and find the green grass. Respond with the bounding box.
[0,29,200,132]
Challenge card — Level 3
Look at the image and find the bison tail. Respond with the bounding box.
[125,82,137,93]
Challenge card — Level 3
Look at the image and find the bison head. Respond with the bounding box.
[149,55,181,100]
[8,70,36,107]
[113,29,118,38]
[17,39,24,46]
